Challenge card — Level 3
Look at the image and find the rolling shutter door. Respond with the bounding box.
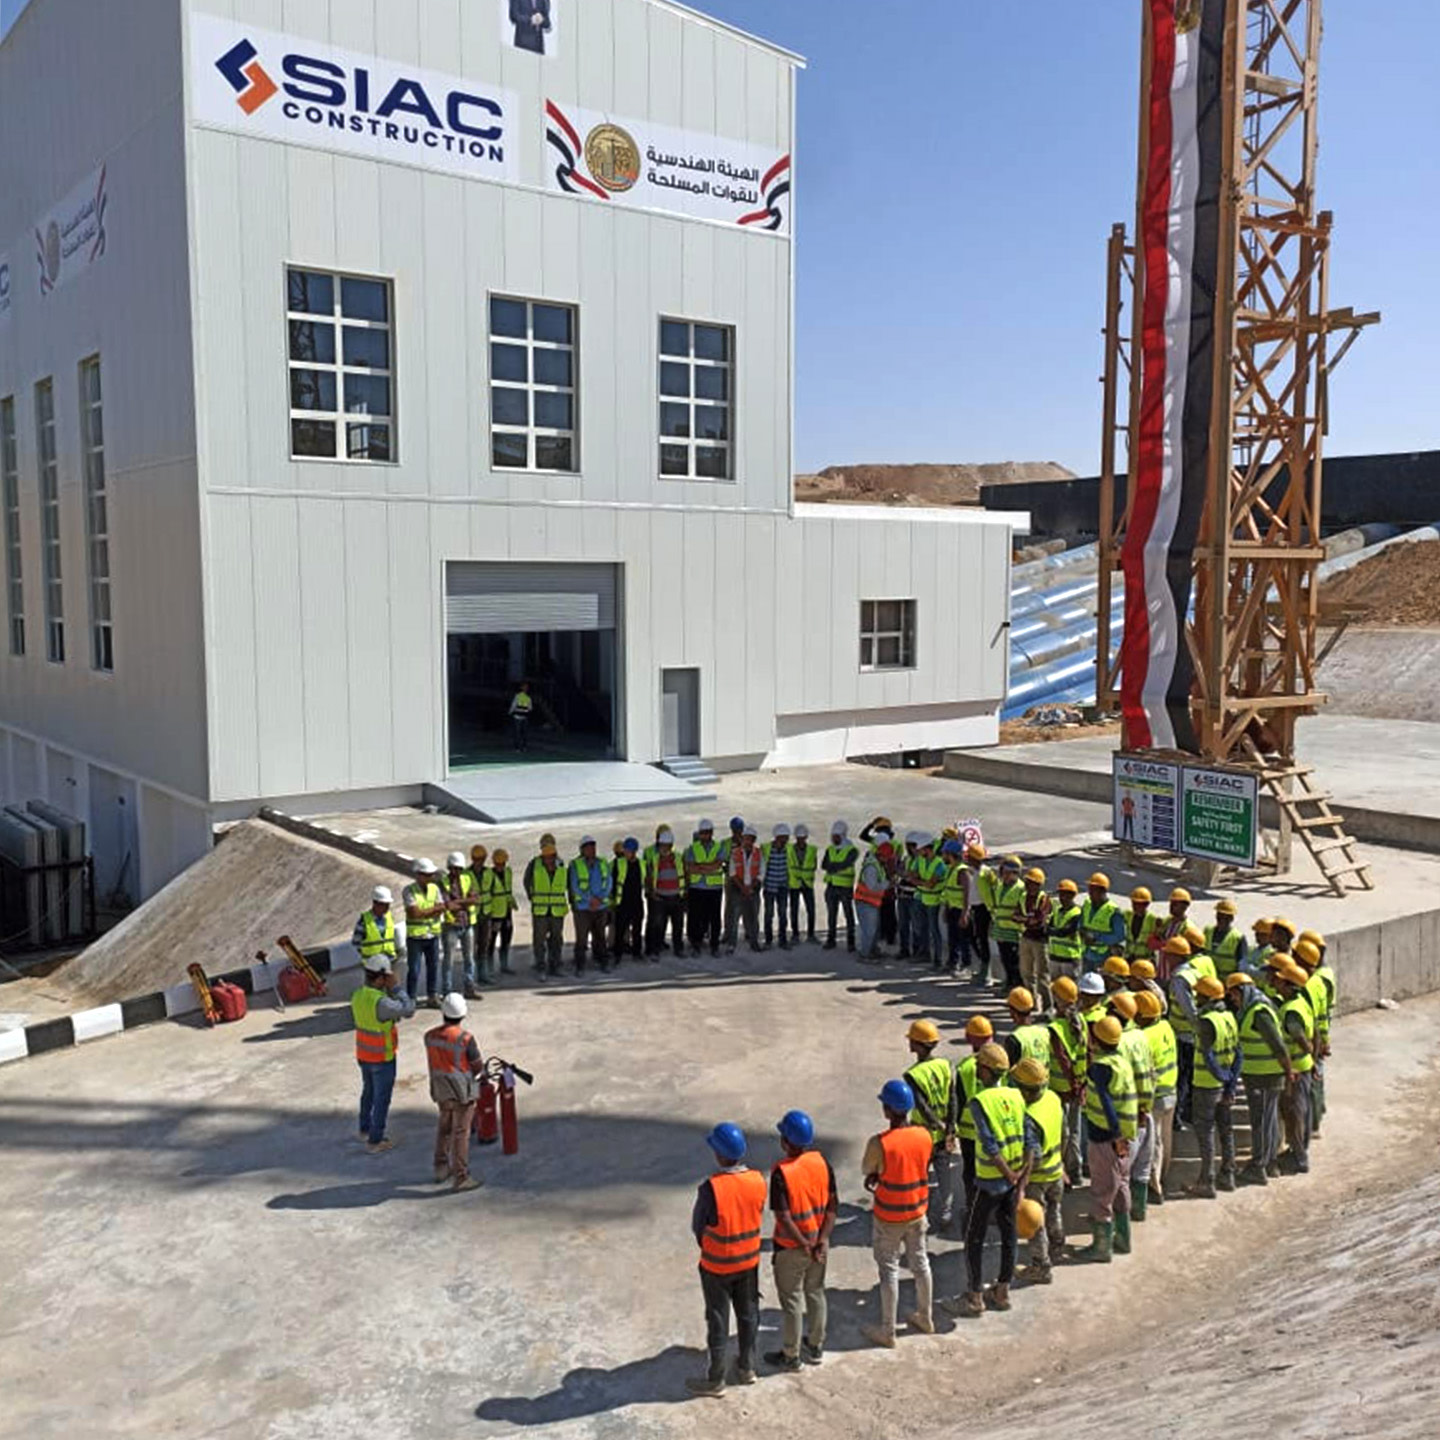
[445,562,618,634]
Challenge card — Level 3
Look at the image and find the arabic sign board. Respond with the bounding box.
[1112,755,1179,853]
[545,100,791,234]
[33,167,108,299]
[0,253,10,326]
[1181,766,1259,868]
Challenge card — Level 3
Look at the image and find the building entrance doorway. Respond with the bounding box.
[661,668,700,758]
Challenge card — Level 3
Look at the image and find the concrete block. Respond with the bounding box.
[70,1005,125,1044]
[0,1029,28,1065]
[1332,922,1382,1014]
[163,982,201,1018]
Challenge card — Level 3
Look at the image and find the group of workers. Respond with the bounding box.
[686,899,1337,1393]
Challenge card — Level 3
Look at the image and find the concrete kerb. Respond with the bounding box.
[257,805,423,877]
[0,940,354,1067]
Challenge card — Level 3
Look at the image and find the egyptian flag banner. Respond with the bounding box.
[1121,0,1227,754]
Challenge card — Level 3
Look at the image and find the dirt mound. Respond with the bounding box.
[797,460,1075,508]
[1321,539,1440,625]
[55,818,409,1005]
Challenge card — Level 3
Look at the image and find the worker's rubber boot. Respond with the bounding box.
[1148,1179,1165,1207]
[1078,1221,1113,1263]
[1217,1167,1237,1192]
[1129,1181,1148,1220]
[1113,1210,1133,1255]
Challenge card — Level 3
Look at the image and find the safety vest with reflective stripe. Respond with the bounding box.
[787,842,818,890]
[358,909,397,959]
[1125,909,1162,961]
[405,881,444,939]
[916,855,948,907]
[1048,903,1083,961]
[1168,956,1219,1038]
[771,1149,831,1249]
[445,869,479,927]
[351,983,397,1064]
[1192,1006,1240,1089]
[1013,1024,1051,1066]
[1282,996,1315,1073]
[1080,898,1120,957]
[610,856,639,907]
[1239,995,1286,1077]
[1047,1014,1087,1099]
[1144,1018,1179,1097]
[972,1085,1027,1182]
[824,843,858,891]
[699,1169,767,1274]
[990,879,1026,941]
[423,1023,476,1076]
[942,862,973,910]
[975,865,999,909]
[685,839,725,889]
[1026,1088,1065,1186]
[1304,972,1331,1042]
[483,866,514,920]
[527,859,569,918]
[854,851,888,908]
[1205,925,1245,977]
[1316,963,1337,1017]
[872,1125,933,1224]
[510,691,532,714]
[905,1057,955,1143]
[1119,1025,1155,1109]
[1083,1048,1137,1140]
[955,1054,983,1141]
[569,855,612,904]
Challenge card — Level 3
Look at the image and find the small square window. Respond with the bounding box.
[291,369,337,412]
[533,348,572,387]
[343,326,390,370]
[660,320,691,357]
[348,423,392,461]
[344,374,391,417]
[291,419,337,457]
[535,435,574,471]
[533,304,573,344]
[492,344,528,383]
[289,320,335,364]
[534,392,573,430]
[493,432,528,468]
[492,387,529,427]
[694,325,730,362]
[660,362,690,398]
[660,402,691,439]
[859,599,917,671]
[660,444,689,476]
[341,277,389,322]
[288,270,334,315]
[490,297,528,338]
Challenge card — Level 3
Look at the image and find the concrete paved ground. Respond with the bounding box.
[3,929,1437,1439]
[1318,625,1440,723]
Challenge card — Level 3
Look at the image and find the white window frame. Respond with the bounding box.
[35,378,64,664]
[658,318,734,482]
[1,395,22,658]
[488,295,579,475]
[285,267,397,464]
[79,356,112,673]
[859,599,917,673]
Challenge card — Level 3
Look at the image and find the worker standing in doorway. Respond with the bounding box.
[903,1019,959,1234]
[442,852,480,998]
[568,836,613,974]
[687,1123,767,1397]
[403,859,446,1007]
[483,848,516,980]
[524,834,568,981]
[351,949,416,1154]
[644,827,686,957]
[822,820,859,952]
[861,1079,935,1348]
[424,993,483,1193]
[685,819,725,958]
[763,1111,837,1372]
[508,680,533,751]
[787,823,819,945]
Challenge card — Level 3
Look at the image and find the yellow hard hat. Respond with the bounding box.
[1012,1057,1048,1088]
[942,826,960,840]
[1224,972,1252,992]
[1090,1015,1123,1047]
[470,844,488,863]
[492,848,509,866]
[1134,990,1163,1019]
[1253,917,1274,936]
[1109,991,1138,1021]
[1131,886,1152,904]
[1293,939,1321,968]
[1088,872,1111,889]
[1163,935,1192,957]
[1051,976,1079,1004]
[1216,898,1238,917]
[1023,867,1046,885]
[1195,975,1226,1001]
[907,1019,941,1046]
[965,1015,994,1042]
[1277,962,1309,987]
[1130,959,1156,981]
[1169,887,1192,904]
[1057,878,1079,895]
[1271,916,1297,937]
[1182,923,1207,949]
[966,843,987,862]
[1298,929,1325,950]
[1001,854,1023,871]
[1102,955,1130,978]
[1016,1197,1045,1242]
[1007,986,1036,1013]
[975,1042,1011,1073]
[1263,952,1291,972]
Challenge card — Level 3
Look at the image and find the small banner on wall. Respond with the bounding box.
[0,252,12,326]
[1120,0,1227,753]
[545,99,790,234]
[34,166,108,298]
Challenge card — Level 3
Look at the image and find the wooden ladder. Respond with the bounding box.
[1241,737,1374,896]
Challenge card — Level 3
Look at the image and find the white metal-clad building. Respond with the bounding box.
[0,0,1022,902]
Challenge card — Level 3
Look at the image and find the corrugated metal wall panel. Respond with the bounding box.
[445,562,618,634]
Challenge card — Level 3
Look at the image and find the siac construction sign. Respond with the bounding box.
[1114,753,1258,869]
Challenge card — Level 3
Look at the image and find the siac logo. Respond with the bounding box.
[217,39,278,114]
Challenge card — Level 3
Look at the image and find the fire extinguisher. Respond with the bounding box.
[476,1056,534,1151]
[475,1074,500,1145]
[499,1067,519,1155]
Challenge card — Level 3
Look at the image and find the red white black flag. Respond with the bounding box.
[1121,0,1227,753]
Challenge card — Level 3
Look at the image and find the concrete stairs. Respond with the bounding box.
[659,756,719,786]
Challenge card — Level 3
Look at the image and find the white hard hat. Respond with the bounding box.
[873,829,893,845]
[447,851,466,868]
[361,954,391,974]
[698,817,715,831]
[657,828,675,844]
[415,858,437,875]
[832,820,848,838]
[794,824,809,839]
[580,834,596,847]
[372,886,393,904]
[773,824,791,838]
[906,830,924,846]
[441,992,468,1020]
[1079,972,1106,996]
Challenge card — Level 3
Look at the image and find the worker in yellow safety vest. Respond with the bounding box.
[350,948,416,1153]
[1294,933,1333,1137]
[1047,877,1084,982]
[482,847,516,979]
[524,833,569,980]
[1080,1014,1137,1262]
[1205,898,1248,977]
[1124,886,1162,961]
[1188,974,1241,1198]
[1046,976,1088,1188]
[1134,989,1177,1203]
[1011,1056,1066,1285]
[787,823,820,945]
[1079,873,1125,972]
[904,1019,960,1233]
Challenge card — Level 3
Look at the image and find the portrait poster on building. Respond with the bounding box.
[545,100,791,234]
[503,0,557,59]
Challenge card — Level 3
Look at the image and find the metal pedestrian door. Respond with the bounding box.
[661,669,700,758]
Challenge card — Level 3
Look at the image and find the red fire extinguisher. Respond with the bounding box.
[474,1073,500,1145]
[499,1066,519,1155]
[475,1057,533,1151]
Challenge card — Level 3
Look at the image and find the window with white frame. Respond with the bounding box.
[489,297,578,472]
[860,600,916,672]
[79,357,112,672]
[286,268,395,462]
[1,396,22,658]
[659,319,733,480]
[35,378,63,664]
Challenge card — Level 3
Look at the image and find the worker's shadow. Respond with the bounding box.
[242,1003,354,1043]
[267,1178,455,1210]
[476,1344,703,1424]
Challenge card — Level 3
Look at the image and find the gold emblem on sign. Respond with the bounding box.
[1176,0,1202,33]
[584,123,641,193]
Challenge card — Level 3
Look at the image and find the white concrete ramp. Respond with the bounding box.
[426,762,714,824]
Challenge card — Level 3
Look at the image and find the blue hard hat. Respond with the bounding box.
[730,816,745,830]
[623,837,639,852]
[942,839,962,856]
[777,1110,814,1148]
[706,1122,747,1162]
[878,1079,915,1114]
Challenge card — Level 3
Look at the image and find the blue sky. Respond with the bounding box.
[700,0,1440,475]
